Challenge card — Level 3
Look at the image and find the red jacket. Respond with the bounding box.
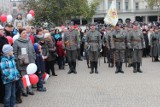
[56,41,65,57]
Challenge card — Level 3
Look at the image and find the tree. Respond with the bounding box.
[22,0,100,26]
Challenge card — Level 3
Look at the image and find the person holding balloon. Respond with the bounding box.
[13,28,36,96]
[34,43,47,92]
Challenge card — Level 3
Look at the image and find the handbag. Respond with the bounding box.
[18,54,29,66]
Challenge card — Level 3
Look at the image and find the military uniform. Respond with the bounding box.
[86,29,101,74]
[150,30,160,61]
[103,29,114,67]
[112,28,126,73]
[128,22,145,73]
[64,29,79,74]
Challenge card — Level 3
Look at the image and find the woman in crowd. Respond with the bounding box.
[13,28,36,97]
[44,33,58,76]
[53,29,61,43]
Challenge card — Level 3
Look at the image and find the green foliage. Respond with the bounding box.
[23,0,100,26]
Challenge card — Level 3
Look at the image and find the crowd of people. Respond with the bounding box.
[0,13,160,107]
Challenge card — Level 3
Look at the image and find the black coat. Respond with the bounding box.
[0,35,9,56]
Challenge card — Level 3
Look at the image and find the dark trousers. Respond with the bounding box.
[37,73,44,89]
[46,60,56,75]
[0,70,4,103]
[4,82,16,107]
[57,56,65,69]
[16,79,23,100]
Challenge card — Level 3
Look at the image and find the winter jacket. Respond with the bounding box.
[34,43,45,74]
[56,41,65,57]
[0,55,20,84]
[0,35,9,57]
[12,37,36,71]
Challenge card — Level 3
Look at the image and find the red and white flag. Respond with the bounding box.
[43,72,49,82]
[22,75,31,87]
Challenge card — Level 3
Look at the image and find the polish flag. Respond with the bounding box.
[43,72,49,82]
[22,75,31,87]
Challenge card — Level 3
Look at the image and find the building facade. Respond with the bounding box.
[93,0,159,24]
[0,0,12,14]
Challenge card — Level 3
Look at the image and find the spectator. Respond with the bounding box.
[0,44,20,107]
[13,28,36,96]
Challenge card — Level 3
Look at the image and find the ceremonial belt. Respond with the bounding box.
[131,40,141,42]
[89,40,98,43]
[114,39,125,42]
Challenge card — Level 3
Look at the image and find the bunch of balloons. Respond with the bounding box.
[27,10,35,21]
[0,14,13,23]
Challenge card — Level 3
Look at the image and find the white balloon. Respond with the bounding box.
[13,34,20,43]
[27,14,33,21]
[7,15,13,23]
[26,63,37,75]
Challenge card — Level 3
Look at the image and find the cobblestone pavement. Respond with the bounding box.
[1,57,160,107]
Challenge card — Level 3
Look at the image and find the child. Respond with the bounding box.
[0,44,20,107]
[56,37,65,69]
[34,43,46,92]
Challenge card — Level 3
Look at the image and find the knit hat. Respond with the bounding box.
[2,44,13,55]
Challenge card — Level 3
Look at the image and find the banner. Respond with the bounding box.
[104,0,118,26]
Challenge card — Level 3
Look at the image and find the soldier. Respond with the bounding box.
[150,27,160,61]
[124,24,133,67]
[86,23,101,74]
[111,23,126,73]
[64,22,79,74]
[128,21,145,73]
[103,25,114,67]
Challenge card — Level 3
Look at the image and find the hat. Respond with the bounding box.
[2,44,13,55]
[44,33,50,38]
[0,25,4,29]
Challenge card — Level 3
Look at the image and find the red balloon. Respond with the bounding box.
[6,36,13,45]
[0,14,7,23]
[29,74,39,85]
[29,10,35,17]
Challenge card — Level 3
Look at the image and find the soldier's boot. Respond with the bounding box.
[115,62,120,74]
[68,62,73,74]
[90,61,94,74]
[133,62,137,73]
[104,57,106,63]
[73,61,77,74]
[110,58,114,68]
[137,62,143,73]
[95,62,98,74]
[119,62,124,73]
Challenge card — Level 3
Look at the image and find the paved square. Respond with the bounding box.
[1,57,160,107]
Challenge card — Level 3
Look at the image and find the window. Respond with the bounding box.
[116,2,120,10]
[13,9,17,14]
[135,2,139,10]
[13,2,16,7]
[125,2,128,10]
